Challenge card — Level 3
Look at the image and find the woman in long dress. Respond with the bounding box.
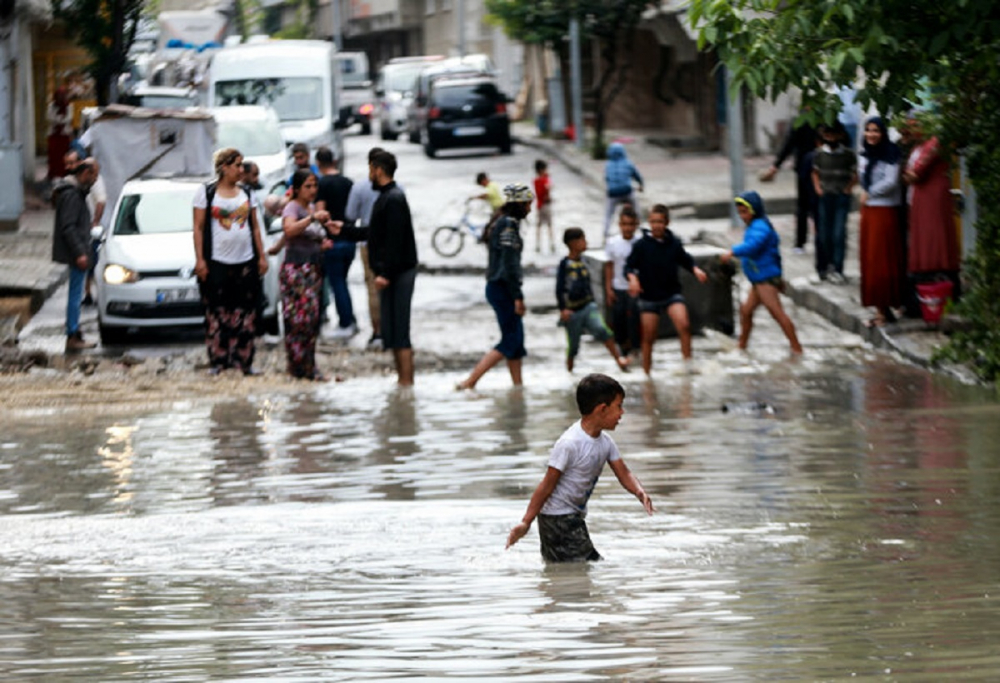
[279,170,332,380]
[903,123,960,295]
[858,117,905,327]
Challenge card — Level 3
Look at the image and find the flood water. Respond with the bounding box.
[2,343,1000,680]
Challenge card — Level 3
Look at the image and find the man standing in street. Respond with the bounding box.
[51,158,99,351]
[333,150,418,385]
[314,146,357,338]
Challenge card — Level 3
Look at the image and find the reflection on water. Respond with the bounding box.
[2,355,1000,679]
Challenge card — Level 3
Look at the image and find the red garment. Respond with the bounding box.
[859,205,904,309]
[906,138,959,274]
[534,174,550,208]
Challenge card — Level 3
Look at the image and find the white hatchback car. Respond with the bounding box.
[95,176,283,344]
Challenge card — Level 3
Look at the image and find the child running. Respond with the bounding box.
[721,191,803,354]
[533,159,555,253]
[506,373,654,562]
[557,228,629,373]
[603,205,641,357]
[625,204,708,374]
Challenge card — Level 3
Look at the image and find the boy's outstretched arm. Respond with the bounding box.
[609,459,655,514]
[507,466,562,549]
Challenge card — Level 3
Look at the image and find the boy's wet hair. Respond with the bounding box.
[619,205,638,222]
[291,142,310,157]
[563,227,585,245]
[476,172,488,184]
[649,203,670,221]
[576,373,625,415]
[535,159,547,174]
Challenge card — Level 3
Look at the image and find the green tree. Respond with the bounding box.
[52,0,145,105]
[689,0,1000,382]
[486,0,654,157]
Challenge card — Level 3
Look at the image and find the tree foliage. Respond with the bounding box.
[690,0,1000,382]
[486,0,655,157]
[52,0,145,105]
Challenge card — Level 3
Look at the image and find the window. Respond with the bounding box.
[115,190,200,235]
[214,78,324,121]
[425,0,435,15]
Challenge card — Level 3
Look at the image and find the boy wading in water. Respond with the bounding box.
[506,374,654,562]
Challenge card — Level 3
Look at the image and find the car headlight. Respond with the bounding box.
[103,264,139,284]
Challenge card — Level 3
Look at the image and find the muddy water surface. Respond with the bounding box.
[2,349,1000,680]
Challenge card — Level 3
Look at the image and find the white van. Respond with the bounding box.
[210,105,287,194]
[376,55,444,141]
[209,40,345,165]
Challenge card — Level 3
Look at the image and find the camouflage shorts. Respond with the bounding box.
[537,513,602,563]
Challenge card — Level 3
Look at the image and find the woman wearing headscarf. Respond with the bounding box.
[457,182,534,390]
[279,169,332,380]
[902,119,961,298]
[193,147,269,376]
[720,191,803,355]
[858,116,905,327]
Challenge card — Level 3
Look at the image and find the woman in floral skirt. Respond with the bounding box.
[280,170,332,380]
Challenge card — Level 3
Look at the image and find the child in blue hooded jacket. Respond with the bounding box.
[603,142,644,242]
[721,191,803,355]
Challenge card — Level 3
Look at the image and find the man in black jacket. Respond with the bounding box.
[761,116,818,252]
[332,149,418,385]
[51,159,99,351]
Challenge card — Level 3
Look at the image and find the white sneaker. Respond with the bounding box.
[330,323,358,339]
[792,246,805,255]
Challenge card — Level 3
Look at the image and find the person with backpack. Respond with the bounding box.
[193,147,269,376]
[720,191,803,355]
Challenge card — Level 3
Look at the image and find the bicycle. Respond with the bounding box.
[431,199,492,257]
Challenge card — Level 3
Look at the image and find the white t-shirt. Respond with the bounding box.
[193,184,258,265]
[87,174,107,229]
[605,234,639,291]
[540,420,621,516]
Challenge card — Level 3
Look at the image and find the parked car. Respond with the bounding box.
[376,55,444,141]
[336,51,375,135]
[94,176,282,344]
[211,105,288,195]
[420,76,512,158]
[406,54,495,144]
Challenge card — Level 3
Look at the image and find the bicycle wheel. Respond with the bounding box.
[432,225,465,257]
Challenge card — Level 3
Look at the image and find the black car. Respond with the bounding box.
[421,76,512,158]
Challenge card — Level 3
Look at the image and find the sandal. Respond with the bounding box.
[864,316,886,329]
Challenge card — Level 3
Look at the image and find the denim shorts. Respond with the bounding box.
[637,294,685,315]
[486,280,526,360]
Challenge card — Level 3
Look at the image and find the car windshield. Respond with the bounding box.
[216,118,284,156]
[114,190,199,235]
[339,58,368,88]
[214,78,323,121]
[434,83,499,108]
[385,64,426,92]
[123,93,195,109]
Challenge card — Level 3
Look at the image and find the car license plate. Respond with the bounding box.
[453,126,485,137]
[156,288,196,304]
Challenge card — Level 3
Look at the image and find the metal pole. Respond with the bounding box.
[725,66,744,227]
[457,0,465,57]
[332,0,342,51]
[570,18,583,152]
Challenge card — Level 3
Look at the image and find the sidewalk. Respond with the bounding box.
[513,121,975,382]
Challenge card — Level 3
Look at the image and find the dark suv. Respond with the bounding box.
[420,76,512,158]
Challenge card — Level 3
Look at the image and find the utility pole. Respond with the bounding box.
[331,0,342,51]
[725,67,744,228]
[456,0,465,57]
[569,17,583,152]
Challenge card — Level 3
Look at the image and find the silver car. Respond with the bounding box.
[94,176,282,344]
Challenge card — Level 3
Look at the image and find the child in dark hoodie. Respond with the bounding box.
[721,191,803,355]
[603,142,644,242]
